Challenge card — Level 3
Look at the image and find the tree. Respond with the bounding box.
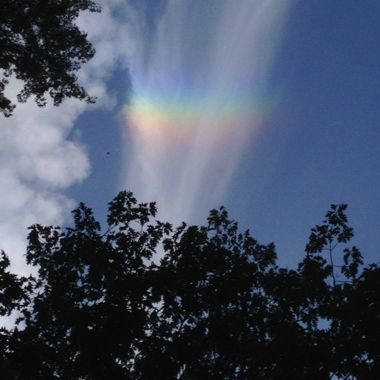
[0,0,100,117]
[5,192,170,379]
[0,193,379,379]
[0,250,29,376]
[137,208,278,379]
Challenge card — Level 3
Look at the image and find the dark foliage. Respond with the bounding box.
[0,193,378,379]
[0,0,100,117]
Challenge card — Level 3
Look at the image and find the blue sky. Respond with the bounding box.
[226,0,380,266]
[1,0,379,274]
[235,1,380,268]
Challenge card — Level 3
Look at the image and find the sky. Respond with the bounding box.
[1,0,380,275]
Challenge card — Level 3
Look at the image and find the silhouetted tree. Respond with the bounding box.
[138,208,277,379]
[0,250,29,375]
[0,194,378,379]
[0,0,100,117]
[4,192,171,379]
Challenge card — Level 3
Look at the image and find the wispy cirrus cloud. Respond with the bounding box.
[122,0,292,223]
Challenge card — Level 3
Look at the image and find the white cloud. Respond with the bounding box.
[0,1,136,276]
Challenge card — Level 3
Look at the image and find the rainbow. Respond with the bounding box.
[123,87,277,145]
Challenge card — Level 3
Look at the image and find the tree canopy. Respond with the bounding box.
[0,0,100,117]
[0,192,379,379]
